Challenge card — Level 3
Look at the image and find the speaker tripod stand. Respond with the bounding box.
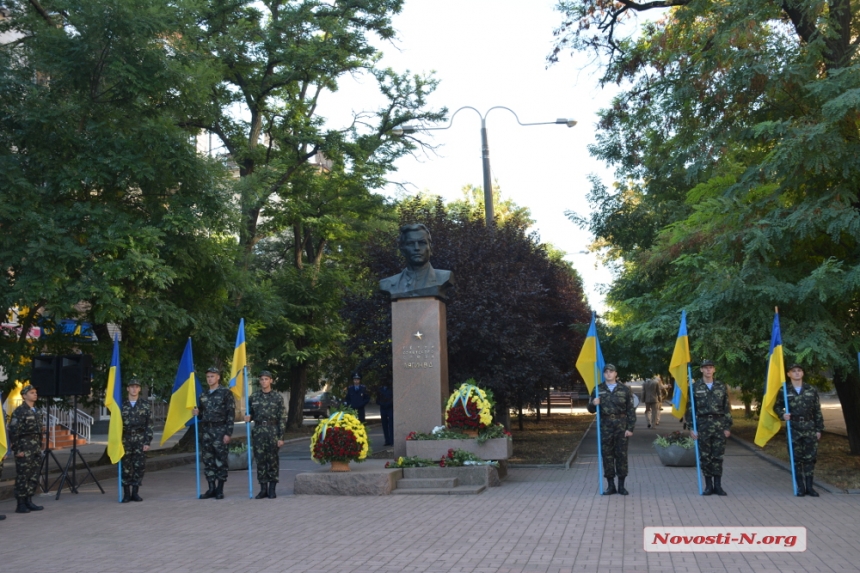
[48,395,104,499]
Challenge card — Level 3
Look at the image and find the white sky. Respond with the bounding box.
[320,0,622,311]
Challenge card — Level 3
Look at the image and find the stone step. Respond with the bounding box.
[396,477,459,489]
[392,485,486,495]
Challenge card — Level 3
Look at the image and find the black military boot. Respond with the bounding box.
[25,496,44,511]
[703,476,714,496]
[713,476,727,496]
[122,485,132,503]
[131,486,143,502]
[0,513,5,520]
[268,482,277,499]
[604,478,617,495]
[200,479,216,499]
[255,482,269,499]
[214,479,225,499]
[617,477,629,495]
[805,475,819,497]
[15,497,30,513]
[794,468,806,496]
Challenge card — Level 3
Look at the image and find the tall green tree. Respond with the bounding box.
[552,1,860,451]
[0,0,235,397]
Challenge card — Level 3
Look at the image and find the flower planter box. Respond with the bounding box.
[654,444,697,467]
[405,438,512,460]
[228,451,250,471]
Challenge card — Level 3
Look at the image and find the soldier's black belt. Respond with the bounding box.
[604,414,627,420]
[701,414,724,419]
[793,416,809,422]
[255,420,276,426]
[126,428,145,433]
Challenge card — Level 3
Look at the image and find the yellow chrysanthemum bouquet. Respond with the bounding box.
[445,382,493,431]
[310,409,370,464]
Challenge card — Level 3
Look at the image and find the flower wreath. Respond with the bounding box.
[309,411,370,464]
[445,382,493,430]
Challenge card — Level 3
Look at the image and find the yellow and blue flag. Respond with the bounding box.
[105,336,125,463]
[669,310,692,420]
[161,338,200,446]
[228,318,247,402]
[0,390,8,461]
[3,381,23,420]
[755,311,786,447]
[576,312,606,394]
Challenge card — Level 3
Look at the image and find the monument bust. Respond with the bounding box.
[379,223,454,301]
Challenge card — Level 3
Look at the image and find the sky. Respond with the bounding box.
[319,0,629,311]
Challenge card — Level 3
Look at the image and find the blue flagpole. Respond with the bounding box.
[244,365,253,499]
[117,461,123,502]
[594,360,604,495]
[194,417,201,498]
[688,364,703,495]
[782,382,798,495]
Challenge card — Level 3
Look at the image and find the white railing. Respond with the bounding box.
[48,405,93,443]
[46,411,59,449]
[150,400,167,424]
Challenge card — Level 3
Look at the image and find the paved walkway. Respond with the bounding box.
[2,408,858,573]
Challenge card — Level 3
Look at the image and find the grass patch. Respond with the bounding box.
[508,413,595,465]
[731,417,860,490]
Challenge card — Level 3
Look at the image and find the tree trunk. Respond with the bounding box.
[517,402,524,431]
[170,425,198,453]
[833,366,860,455]
[546,383,552,418]
[286,362,308,430]
[495,399,511,430]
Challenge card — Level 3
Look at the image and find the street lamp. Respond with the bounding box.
[393,106,577,228]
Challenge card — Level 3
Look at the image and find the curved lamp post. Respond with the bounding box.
[394,106,576,228]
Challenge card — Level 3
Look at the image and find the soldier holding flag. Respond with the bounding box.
[193,367,235,500]
[120,379,153,502]
[244,370,286,499]
[687,359,733,496]
[774,364,824,497]
[587,364,636,495]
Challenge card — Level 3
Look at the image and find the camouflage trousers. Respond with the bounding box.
[14,444,43,498]
[121,434,147,486]
[789,427,819,478]
[599,420,629,479]
[252,427,281,483]
[697,420,727,477]
[200,425,230,481]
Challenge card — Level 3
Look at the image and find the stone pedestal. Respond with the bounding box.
[392,297,449,457]
[405,437,512,460]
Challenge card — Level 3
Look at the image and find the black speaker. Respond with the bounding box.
[31,355,60,397]
[58,354,93,396]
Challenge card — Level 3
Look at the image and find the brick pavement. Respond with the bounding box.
[1,413,858,573]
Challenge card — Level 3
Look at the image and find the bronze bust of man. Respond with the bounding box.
[379,223,454,300]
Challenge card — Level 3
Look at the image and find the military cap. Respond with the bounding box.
[206,366,220,374]
[603,364,617,372]
[700,359,715,367]
[351,371,362,379]
[787,363,804,371]
[259,370,273,379]
[21,384,36,395]
[126,378,141,386]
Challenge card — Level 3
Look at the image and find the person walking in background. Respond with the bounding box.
[587,364,636,495]
[120,378,153,503]
[774,364,824,497]
[345,372,370,422]
[642,376,665,428]
[377,381,394,446]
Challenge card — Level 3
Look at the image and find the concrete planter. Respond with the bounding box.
[405,437,512,460]
[228,451,250,471]
[654,444,697,467]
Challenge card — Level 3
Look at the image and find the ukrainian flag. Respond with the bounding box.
[3,381,23,420]
[576,312,606,394]
[228,318,247,402]
[755,311,786,446]
[105,337,125,463]
[0,390,8,461]
[161,339,200,446]
[669,311,692,420]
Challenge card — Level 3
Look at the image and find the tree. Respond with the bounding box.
[342,194,592,429]
[552,1,860,451]
[0,0,235,399]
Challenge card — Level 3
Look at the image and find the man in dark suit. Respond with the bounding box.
[345,372,370,422]
[376,382,394,446]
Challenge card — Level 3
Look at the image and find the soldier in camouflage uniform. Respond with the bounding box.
[243,370,286,499]
[587,364,636,495]
[192,367,235,500]
[8,384,45,514]
[120,378,153,503]
[774,363,824,497]
[687,359,733,496]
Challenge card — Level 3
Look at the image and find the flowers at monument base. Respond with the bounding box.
[406,423,512,444]
[384,448,499,469]
[445,382,493,431]
[310,411,370,464]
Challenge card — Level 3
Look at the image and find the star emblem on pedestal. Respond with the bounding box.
[414,331,423,339]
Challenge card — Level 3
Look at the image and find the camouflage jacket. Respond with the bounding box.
[686,379,733,429]
[774,383,824,432]
[121,399,154,446]
[8,403,43,452]
[248,390,287,438]
[587,383,636,432]
[197,387,235,435]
